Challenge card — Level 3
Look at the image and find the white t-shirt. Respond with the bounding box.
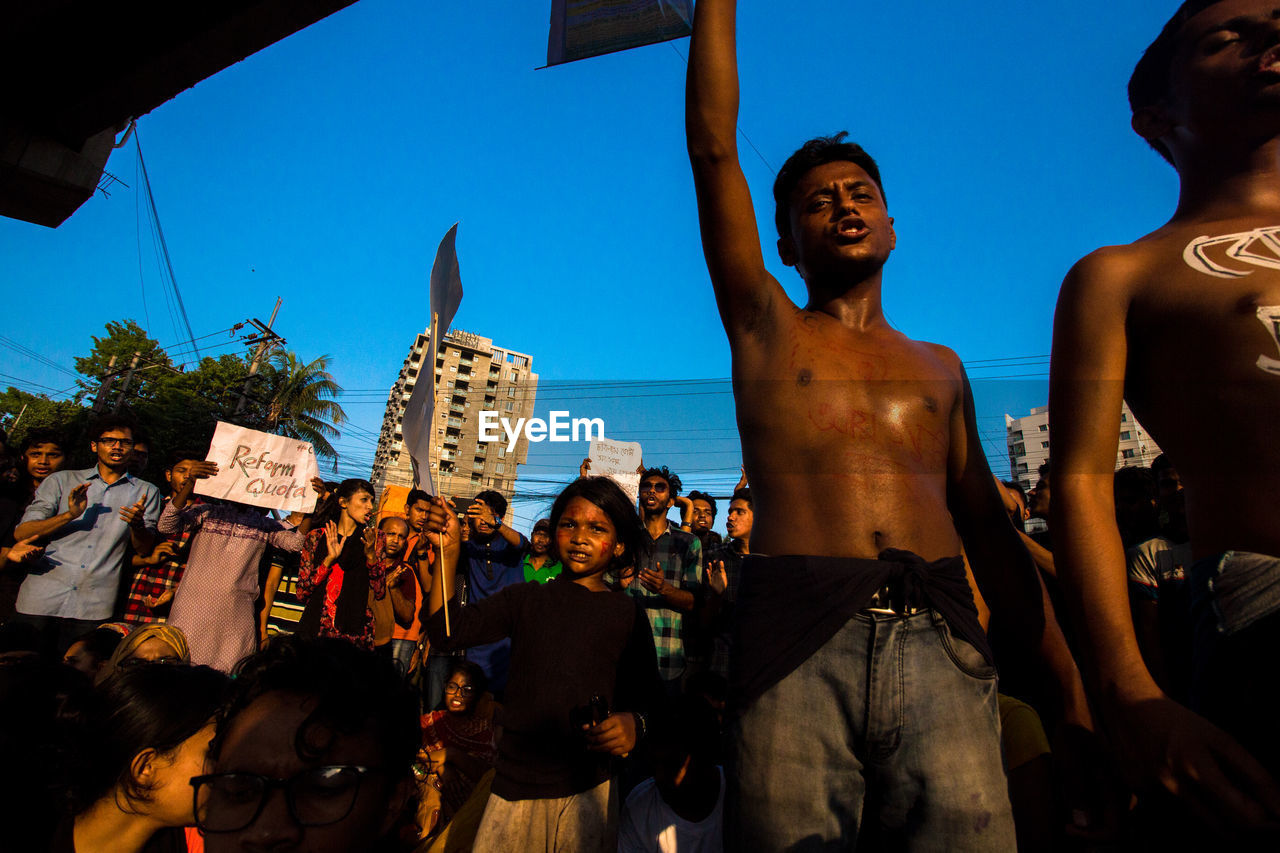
[617,767,724,853]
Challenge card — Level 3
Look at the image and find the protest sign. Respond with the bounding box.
[588,437,642,505]
[376,483,411,523]
[545,0,692,67]
[194,422,321,513]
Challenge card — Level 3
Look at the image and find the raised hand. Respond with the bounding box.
[363,525,379,561]
[67,483,89,519]
[424,497,462,560]
[708,559,728,596]
[119,497,148,530]
[735,465,748,492]
[579,458,592,478]
[189,461,219,479]
[673,494,694,524]
[6,536,44,564]
[465,501,498,527]
[323,521,347,563]
[310,476,330,500]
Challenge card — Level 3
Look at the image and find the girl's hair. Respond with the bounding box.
[548,476,650,575]
[312,478,375,530]
[71,664,229,813]
[446,659,489,698]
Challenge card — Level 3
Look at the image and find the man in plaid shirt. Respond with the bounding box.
[625,465,703,694]
[122,452,201,624]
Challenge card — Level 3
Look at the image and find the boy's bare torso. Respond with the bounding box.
[1085,213,1280,558]
[733,306,967,562]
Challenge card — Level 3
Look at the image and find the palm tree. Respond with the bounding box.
[263,351,347,462]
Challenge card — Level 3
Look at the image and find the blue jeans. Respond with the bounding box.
[422,650,455,712]
[390,638,418,678]
[728,609,1013,852]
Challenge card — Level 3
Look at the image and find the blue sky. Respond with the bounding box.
[0,1,1181,532]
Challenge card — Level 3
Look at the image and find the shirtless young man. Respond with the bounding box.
[685,1,1088,848]
[1050,0,1280,838]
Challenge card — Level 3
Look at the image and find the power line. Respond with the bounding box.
[134,126,200,363]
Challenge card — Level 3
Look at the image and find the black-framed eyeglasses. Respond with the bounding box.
[444,682,475,696]
[96,437,135,448]
[191,765,385,833]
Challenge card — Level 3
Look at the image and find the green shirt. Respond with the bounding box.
[523,554,563,584]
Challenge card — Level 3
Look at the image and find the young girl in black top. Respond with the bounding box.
[424,476,662,852]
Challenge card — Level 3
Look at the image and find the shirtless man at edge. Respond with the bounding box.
[1050,0,1280,840]
[685,0,1091,848]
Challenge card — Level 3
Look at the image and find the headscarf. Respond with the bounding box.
[94,624,191,685]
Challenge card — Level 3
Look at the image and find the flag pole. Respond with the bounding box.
[429,310,451,638]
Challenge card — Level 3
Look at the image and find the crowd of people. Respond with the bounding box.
[2,0,1279,850]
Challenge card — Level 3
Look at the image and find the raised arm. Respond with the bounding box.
[686,0,788,343]
[15,477,86,542]
[1050,250,1280,828]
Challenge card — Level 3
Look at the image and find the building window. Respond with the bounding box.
[1122,449,1135,459]
[496,463,505,473]
[1121,413,1128,422]
[1041,441,1049,448]
[507,387,516,398]
[1120,430,1132,440]
[498,447,506,458]
[505,401,515,412]
[1038,424,1048,432]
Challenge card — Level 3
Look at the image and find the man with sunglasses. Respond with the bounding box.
[11,414,160,655]
[625,466,703,695]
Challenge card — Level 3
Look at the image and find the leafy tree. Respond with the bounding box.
[73,319,173,403]
[0,388,92,465]
[262,351,347,462]
[2,321,349,479]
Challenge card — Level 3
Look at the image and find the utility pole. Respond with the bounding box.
[91,355,118,413]
[235,298,284,418]
[113,352,142,413]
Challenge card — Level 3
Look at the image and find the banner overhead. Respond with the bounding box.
[546,0,692,67]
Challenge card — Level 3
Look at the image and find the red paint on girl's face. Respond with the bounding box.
[555,497,623,585]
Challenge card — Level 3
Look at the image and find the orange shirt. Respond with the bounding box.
[392,533,433,643]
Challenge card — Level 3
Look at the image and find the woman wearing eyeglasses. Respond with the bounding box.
[56,663,229,853]
[417,660,499,842]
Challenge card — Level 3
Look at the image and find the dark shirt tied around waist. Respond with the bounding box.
[731,548,991,707]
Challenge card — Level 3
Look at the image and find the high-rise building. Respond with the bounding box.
[371,328,537,517]
[1004,402,1162,491]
